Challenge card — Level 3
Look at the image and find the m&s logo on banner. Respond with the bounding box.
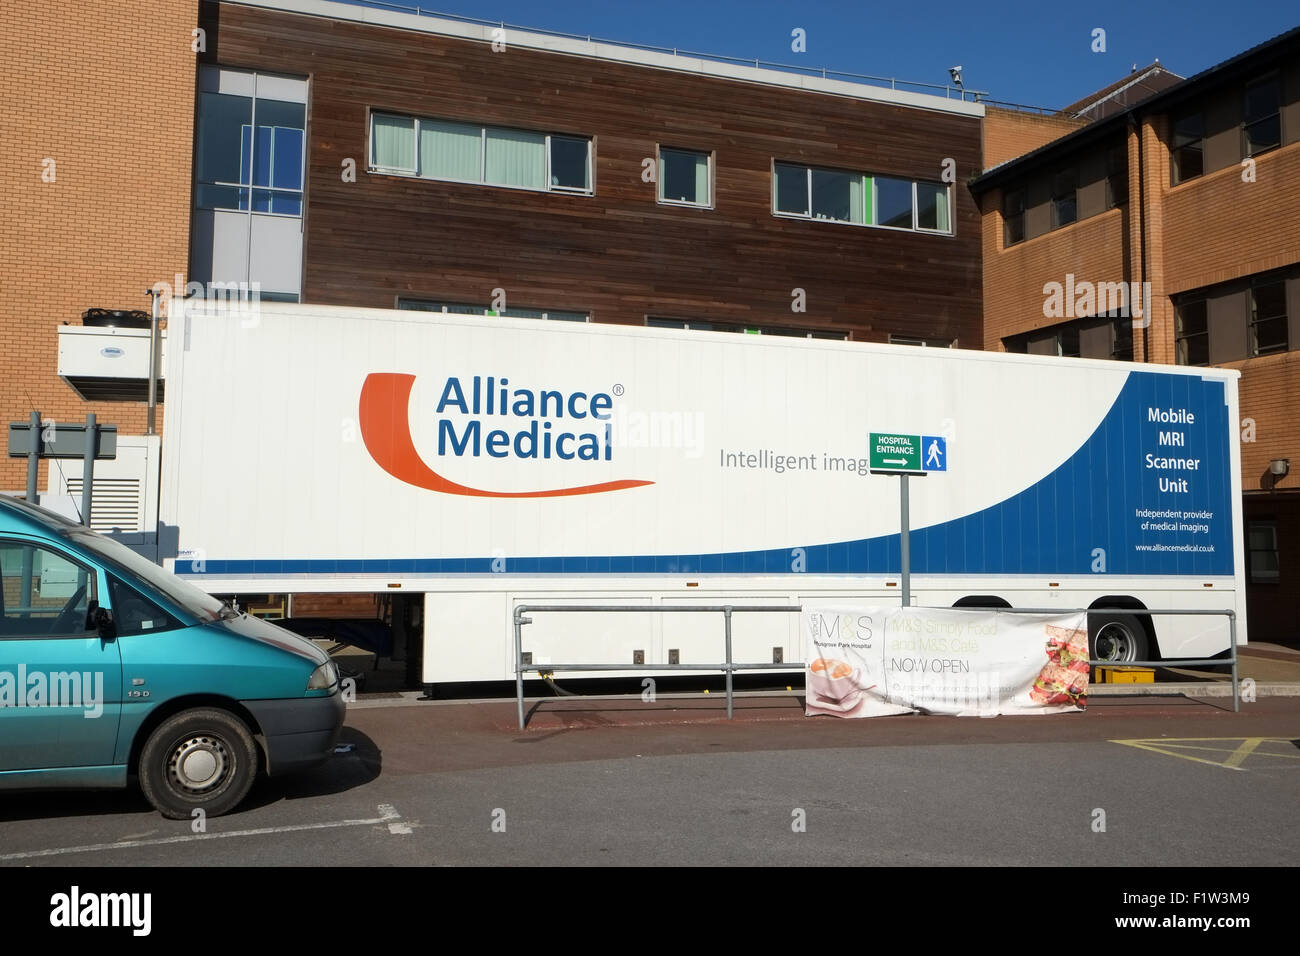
[809,612,874,646]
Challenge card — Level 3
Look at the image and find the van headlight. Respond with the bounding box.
[307,661,340,691]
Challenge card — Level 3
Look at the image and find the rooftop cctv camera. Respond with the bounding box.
[949,65,963,87]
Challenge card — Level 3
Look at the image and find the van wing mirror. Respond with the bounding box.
[90,603,115,638]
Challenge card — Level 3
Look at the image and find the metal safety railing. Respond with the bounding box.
[512,604,1242,728]
[513,604,801,728]
[345,1,989,102]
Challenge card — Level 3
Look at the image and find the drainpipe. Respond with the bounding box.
[1129,111,1149,364]
[145,288,160,435]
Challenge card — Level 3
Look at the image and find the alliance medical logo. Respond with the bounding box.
[359,372,654,498]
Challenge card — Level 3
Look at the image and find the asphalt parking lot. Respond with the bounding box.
[1,693,1296,867]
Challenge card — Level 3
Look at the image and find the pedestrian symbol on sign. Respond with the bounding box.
[921,435,947,472]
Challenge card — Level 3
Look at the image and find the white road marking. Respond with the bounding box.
[378,802,412,835]
[0,804,411,862]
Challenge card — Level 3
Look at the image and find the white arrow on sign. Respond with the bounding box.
[883,458,907,465]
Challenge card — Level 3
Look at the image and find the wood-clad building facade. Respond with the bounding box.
[196,0,984,345]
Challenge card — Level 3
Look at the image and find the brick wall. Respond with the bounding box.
[1224,351,1300,492]
[980,196,1129,350]
[0,1,196,489]
[982,107,1088,171]
[1162,139,1300,294]
[980,110,1300,495]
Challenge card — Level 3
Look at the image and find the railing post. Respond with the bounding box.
[515,607,526,729]
[724,606,734,719]
[1230,610,1239,714]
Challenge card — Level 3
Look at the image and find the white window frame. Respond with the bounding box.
[914,181,953,234]
[548,134,594,194]
[772,161,952,236]
[397,298,590,321]
[368,111,593,196]
[656,146,714,209]
[647,316,847,339]
[368,111,417,176]
[888,334,957,348]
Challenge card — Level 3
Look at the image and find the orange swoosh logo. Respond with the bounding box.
[359,372,654,498]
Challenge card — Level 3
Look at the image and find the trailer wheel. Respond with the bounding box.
[138,708,259,820]
[1089,613,1149,664]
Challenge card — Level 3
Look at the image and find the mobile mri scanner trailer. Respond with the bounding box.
[159,302,1245,687]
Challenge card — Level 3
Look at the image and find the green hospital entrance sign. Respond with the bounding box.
[869,433,921,473]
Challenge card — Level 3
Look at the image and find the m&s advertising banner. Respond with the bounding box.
[805,606,1091,717]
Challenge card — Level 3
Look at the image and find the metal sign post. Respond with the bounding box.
[899,473,910,606]
[870,431,948,608]
[8,414,117,526]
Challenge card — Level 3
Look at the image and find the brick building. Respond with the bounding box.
[0,0,197,493]
[970,27,1300,642]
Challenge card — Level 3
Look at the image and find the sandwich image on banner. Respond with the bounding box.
[803,606,1090,717]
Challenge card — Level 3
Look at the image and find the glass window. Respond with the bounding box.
[372,113,416,172]
[659,148,710,206]
[1247,520,1279,584]
[1003,189,1026,246]
[1111,319,1134,361]
[550,136,591,192]
[485,128,546,189]
[773,162,950,236]
[1172,113,1204,184]
[107,576,182,636]
[875,177,914,229]
[888,335,955,347]
[66,529,222,623]
[810,169,865,223]
[196,73,306,216]
[916,183,949,232]
[1243,77,1281,157]
[397,300,483,314]
[397,299,587,321]
[1051,169,1077,228]
[0,541,95,638]
[374,113,591,194]
[1058,325,1081,358]
[647,316,846,339]
[1176,300,1209,366]
[774,163,809,216]
[196,92,253,191]
[1106,143,1128,207]
[420,119,482,182]
[1250,281,1288,356]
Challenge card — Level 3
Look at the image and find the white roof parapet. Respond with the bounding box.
[225,0,985,118]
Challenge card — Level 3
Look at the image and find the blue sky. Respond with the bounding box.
[340,0,1298,109]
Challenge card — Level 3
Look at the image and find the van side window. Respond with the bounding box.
[0,540,95,638]
[107,576,183,636]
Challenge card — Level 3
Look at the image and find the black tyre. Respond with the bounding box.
[138,708,259,820]
[1088,613,1150,664]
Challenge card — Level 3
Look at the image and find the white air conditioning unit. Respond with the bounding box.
[46,435,161,540]
[57,326,167,401]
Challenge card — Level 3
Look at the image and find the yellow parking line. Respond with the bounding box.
[1224,737,1266,768]
[1109,737,1298,771]
[1138,742,1300,759]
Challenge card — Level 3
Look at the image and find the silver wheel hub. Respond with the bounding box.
[170,735,229,792]
[1096,623,1135,663]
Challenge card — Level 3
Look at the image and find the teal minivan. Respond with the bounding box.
[0,495,345,818]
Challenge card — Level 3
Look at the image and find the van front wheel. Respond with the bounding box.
[139,709,259,819]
